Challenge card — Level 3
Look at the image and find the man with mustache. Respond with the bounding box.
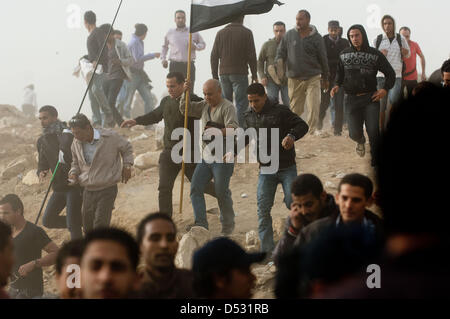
[135,213,195,298]
[272,174,338,266]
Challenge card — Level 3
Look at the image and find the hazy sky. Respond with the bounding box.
[1,0,448,120]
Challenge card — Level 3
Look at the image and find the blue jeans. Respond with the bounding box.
[90,73,114,127]
[257,165,297,253]
[88,88,102,127]
[266,78,289,106]
[116,80,131,118]
[377,77,402,128]
[190,161,235,230]
[345,93,380,167]
[219,74,249,127]
[125,71,155,114]
[42,187,83,239]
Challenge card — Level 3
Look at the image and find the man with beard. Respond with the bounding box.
[37,105,82,239]
[272,174,339,265]
[134,213,195,298]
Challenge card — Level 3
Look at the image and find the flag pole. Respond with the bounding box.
[179,32,193,216]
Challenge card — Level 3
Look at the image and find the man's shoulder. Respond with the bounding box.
[303,216,334,234]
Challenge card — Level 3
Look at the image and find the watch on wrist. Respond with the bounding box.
[287,133,295,140]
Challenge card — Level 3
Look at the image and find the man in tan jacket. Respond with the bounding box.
[68,113,134,234]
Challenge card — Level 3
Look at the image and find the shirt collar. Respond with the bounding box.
[175,26,188,32]
[89,129,100,144]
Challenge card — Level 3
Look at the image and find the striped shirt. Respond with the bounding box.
[373,33,410,78]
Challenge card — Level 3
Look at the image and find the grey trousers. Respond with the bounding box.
[82,185,118,234]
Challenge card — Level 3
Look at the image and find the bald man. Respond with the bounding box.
[180,79,239,235]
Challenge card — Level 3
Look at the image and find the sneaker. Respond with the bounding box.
[356,143,365,157]
[185,223,207,232]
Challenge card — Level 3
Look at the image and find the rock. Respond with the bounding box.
[130,133,149,142]
[1,158,27,180]
[241,193,248,198]
[245,230,259,246]
[273,217,286,239]
[134,151,160,169]
[22,170,40,185]
[175,226,211,269]
[325,181,337,189]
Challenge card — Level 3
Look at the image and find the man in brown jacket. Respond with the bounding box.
[211,15,258,127]
[68,113,134,234]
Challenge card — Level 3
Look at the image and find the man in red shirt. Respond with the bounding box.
[400,27,426,98]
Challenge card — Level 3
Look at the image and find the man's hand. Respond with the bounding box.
[122,166,132,184]
[154,53,161,58]
[39,170,49,183]
[421,73,427,82]
[330,86,340,98]
[321,79,330,92]
[380,49,388,56]
[121,119,137,128]
[372,89,387,102]
[68,174,78,186]
[282,135,295,150]
[18,261,36,277]
[261,77,268,87]
[183,80,192,93]
[162,60,168,68]
[401,48,409,57]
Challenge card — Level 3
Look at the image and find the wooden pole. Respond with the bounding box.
[179,32,193,216]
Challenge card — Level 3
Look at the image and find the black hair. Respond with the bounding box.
[83,228,140,270]
[39,105,58,118]
[166,72,185,84]
[175,10,186,17]
[136,213,177,245]
[84,11,96,25]
[298,10,311,20]
[273,21,286,28]
[441,59,450,74]
[0,194,24,215]
[134,23,148,37]
[338,174,373,200]
[291,174,324,199]
[377,85,450,236]
[232,15,244,24]
[99,23,113,36]
[193,268,232,298]
[381,14,396,31]
[113,30,122,36]
[247,83,266,96]
[0,220,12,252]
[399,26,410,33]
[56,239,85,275]
[69,113,91,129]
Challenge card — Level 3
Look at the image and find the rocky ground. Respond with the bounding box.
[0,104,378,298]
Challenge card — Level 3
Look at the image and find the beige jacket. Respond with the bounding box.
[69,129,134,191]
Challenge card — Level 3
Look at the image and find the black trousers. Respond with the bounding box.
[103,78,125,126]
[402,79,418,99]
[169,61,196,90]
[159,149,215,217]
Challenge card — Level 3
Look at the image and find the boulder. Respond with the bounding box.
[1,158,27,180]
[22,170,40,186]
[134,151,160,170]
[175,226,211,269]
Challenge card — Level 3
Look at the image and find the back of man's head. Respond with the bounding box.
[441,59,450,75]
[84,11,96,25]
[0,194,24,215]
[291,174,324,199]
[39,105,58,118]
[377,86,450,237]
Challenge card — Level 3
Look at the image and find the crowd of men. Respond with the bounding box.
[1,7,450,299]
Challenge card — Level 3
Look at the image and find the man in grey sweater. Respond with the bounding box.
[276,10,329,134]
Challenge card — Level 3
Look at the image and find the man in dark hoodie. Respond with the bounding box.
[331,25,395,167]
[37,105,82,239]
[276,10,329,135]
[230,83,309,254]
[318,21,350,135]
[272,174,339,266]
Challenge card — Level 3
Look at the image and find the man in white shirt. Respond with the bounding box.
[22,84,37,118]
[373,15,410,130]
[161,10,206,91]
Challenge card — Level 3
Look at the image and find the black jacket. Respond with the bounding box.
[37,123,73,192]
[294,209,384,249]
[323,35,350,82]
[335,24,396,95]
[240,99,309,170]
